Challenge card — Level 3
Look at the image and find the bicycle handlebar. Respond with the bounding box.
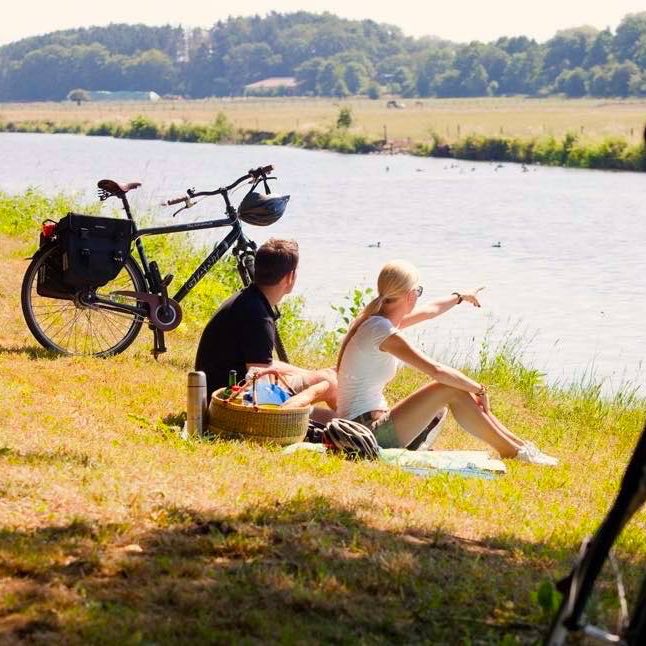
[162,165,274,211]
[164,196,191,206]
[187,165,274,199]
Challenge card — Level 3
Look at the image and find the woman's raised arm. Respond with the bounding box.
[399,287,484,329]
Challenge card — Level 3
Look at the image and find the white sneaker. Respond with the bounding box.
[516,443,559,466]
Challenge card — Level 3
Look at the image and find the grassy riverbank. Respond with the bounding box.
[2,97,646,170]
[1,193,645,643]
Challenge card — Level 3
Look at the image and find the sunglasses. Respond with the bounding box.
[414,285,424,297]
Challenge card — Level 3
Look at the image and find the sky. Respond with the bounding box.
[1,0,645,46]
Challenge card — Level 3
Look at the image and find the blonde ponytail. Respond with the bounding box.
[336,260,419,371]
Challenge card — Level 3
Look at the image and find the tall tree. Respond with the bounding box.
[614,12,646,61]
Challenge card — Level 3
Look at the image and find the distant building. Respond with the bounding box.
[87,91,161,102]
[244,77,300,96]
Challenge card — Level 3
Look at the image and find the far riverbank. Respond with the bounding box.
[2,95,645,171]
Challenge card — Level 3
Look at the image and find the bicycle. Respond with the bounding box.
[545,420,646,645]
[21,164,291,360]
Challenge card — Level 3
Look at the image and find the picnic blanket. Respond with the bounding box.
[282,443,506,479]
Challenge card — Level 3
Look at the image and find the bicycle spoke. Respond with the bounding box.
[31,306,74,326]
[40,306,78,341]
[32,307,76,324]
[97,308,130,346]
[72,311,80,354]
[90,310,113,354]
[83,310,93,355]
[92,310,120,351]
[95,308,120,345]
[92,318,112,352]
[63,309,81,352]
[30,301,76,311]
[93,306,144,323]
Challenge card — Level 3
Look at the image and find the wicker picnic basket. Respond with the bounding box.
[207,383,309,446]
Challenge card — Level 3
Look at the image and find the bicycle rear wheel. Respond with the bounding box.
[21,244,146,357]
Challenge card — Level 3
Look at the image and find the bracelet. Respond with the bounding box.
[452,291,463,304]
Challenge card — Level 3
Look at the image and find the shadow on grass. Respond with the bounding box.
[0,343,60,361]
[0,494,579,644]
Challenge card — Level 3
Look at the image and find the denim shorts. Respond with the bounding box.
[352,410,399,448]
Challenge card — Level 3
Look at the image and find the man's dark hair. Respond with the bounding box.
[254,239,299,287]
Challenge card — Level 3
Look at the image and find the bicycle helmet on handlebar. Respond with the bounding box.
[237,191,290,226]
[323,418,381,460]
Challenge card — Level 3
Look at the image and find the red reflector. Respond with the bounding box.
[42,222,57,237]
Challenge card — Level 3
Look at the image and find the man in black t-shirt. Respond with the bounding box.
[195,239,337,412]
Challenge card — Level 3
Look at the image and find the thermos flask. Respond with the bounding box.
[186,371,207,437]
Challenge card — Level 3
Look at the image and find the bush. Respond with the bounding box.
[199,112,234,143]
[336,107,353,129]
[87,122,120,137]
[124,115,161,140]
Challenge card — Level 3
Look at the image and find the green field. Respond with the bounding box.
[3,96,646,144]
[1,192,645,643]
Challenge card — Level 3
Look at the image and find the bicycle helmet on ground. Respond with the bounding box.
[323,418,381,460]
[237,191,290,226]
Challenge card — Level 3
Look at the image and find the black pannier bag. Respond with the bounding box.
[56,213,133,288]
[36,229,75,299]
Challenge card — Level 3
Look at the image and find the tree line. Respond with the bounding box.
[1,11,645,101]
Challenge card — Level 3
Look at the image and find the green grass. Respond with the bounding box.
[0,192,644,643]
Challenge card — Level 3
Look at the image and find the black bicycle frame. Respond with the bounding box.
[135,217,247,303]
[95,194,253,317]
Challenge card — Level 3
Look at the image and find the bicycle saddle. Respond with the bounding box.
[97,179,142,196]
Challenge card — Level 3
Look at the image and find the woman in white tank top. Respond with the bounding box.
[336,260,558,465]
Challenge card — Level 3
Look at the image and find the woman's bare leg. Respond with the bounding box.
[390,383,521,458]
[468,394,527,446]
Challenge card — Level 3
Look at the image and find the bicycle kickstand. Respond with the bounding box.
[151,326,167,360]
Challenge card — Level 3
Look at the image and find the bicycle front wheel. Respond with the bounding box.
[21,244,147,357]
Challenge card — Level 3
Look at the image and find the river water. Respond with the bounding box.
[1,133,644,394]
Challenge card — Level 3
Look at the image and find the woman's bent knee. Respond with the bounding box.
[423,382,466,403]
